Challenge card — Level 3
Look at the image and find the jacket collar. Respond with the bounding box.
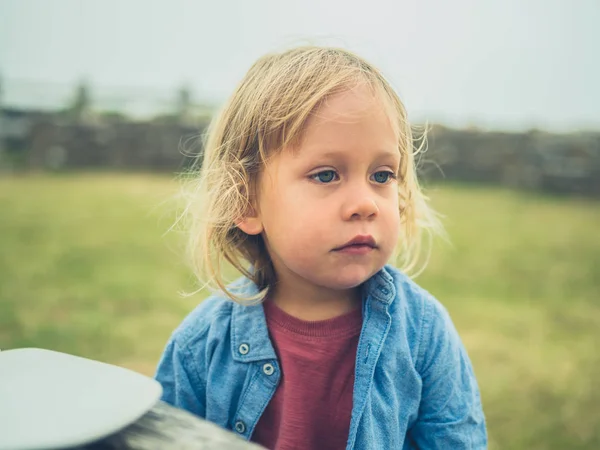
[229,265,396,363]
[230,279,278,363]
[364,265,396,306]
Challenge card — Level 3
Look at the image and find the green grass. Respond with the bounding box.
[1,173,599,449]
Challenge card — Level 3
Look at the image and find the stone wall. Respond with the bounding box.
[424,126,600,196]
[27,120,204,172]
[15,118,600,197]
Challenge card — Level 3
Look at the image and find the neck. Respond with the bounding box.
[267,274,362,321]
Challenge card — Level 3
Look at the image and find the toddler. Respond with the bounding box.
[155,46,487,449]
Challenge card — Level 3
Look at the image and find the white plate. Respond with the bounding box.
[0,348,162,450]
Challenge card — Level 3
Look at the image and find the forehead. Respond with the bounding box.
[313,84,394,123]
[291,85,399,160]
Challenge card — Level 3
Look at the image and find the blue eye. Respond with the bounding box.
[312,170,338,183]
[372,171,396,184]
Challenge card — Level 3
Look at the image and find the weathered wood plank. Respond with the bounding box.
[80,401,265,450]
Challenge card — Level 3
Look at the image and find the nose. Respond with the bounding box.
[341,184,379,221]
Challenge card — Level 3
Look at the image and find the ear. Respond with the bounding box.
[237,183,263,235]
[236,215,263,236]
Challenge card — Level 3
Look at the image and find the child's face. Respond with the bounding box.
[240,85,401,293]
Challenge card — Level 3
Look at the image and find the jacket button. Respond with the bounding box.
[263,363,275,376]
[238,343,250,355]
[234,420,246,434]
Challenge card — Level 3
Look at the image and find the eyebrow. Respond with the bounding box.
[307,148,400,162]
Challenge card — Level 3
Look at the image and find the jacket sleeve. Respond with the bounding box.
[409,297,487,449]
[154,335,206,418]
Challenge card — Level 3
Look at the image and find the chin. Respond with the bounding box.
[323,264,381,290]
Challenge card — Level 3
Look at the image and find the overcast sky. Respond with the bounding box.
[1,0,598,131]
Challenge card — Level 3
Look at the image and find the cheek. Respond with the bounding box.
[261,187,330,244]
[381,196,402,238]
[389,213,402,240]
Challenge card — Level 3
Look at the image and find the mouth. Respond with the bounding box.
[333,235,377,254]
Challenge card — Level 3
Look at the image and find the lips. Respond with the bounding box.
[334,235,377,251]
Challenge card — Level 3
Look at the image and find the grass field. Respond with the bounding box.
[1,173,599,449]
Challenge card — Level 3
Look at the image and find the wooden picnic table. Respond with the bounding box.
[79,401,265,450]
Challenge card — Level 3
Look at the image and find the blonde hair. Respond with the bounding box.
[180,46,443,303]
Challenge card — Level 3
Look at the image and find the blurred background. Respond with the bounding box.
[1,1,599,448]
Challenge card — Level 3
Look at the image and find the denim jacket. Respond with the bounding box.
[155,265,487,449]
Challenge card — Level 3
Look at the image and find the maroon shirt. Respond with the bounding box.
[252,301,363,450]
